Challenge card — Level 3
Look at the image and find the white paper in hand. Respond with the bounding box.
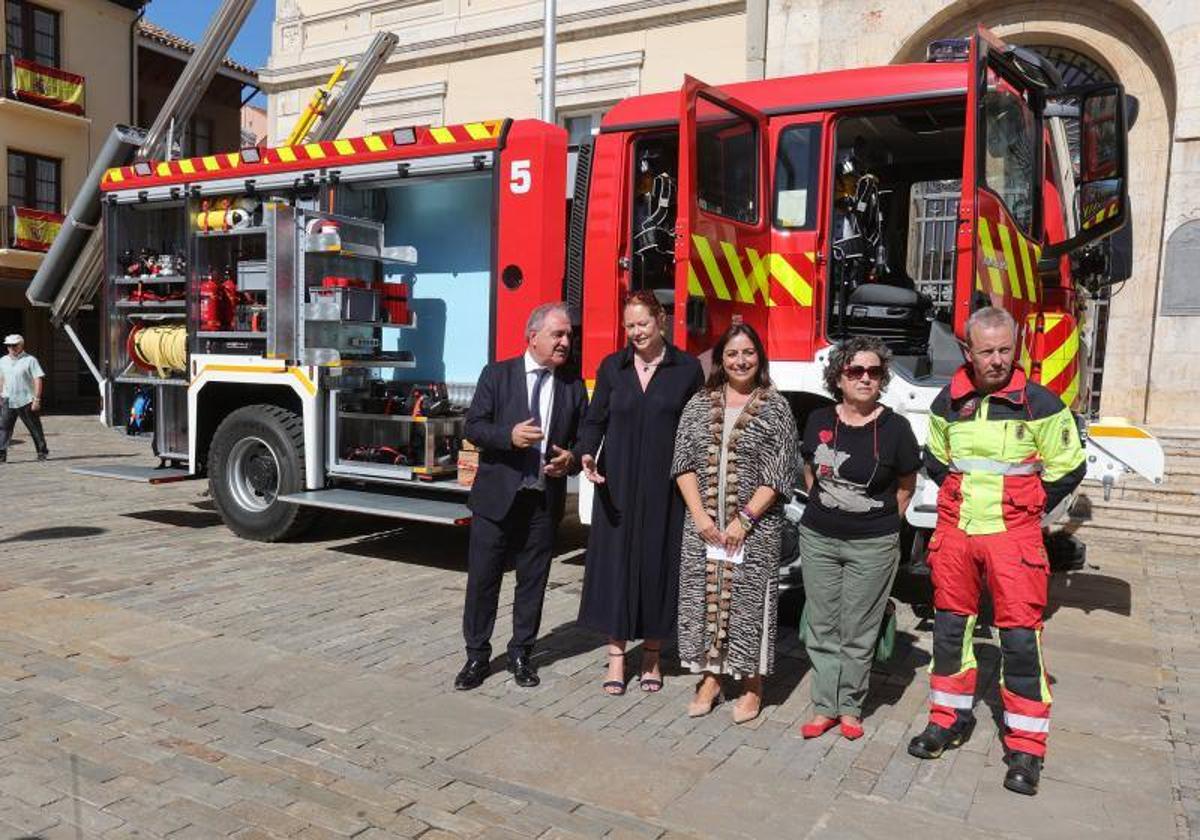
[705,544,745,565]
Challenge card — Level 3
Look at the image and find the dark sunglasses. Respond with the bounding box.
[842,365,885,380]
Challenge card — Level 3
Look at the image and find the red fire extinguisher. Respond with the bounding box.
[199,273,221,331]
[220,271,239,330]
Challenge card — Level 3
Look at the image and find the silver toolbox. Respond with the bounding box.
[237,259,267,291]
[306,286,380,322]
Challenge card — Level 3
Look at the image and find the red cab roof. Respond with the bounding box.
[601,62,966,129]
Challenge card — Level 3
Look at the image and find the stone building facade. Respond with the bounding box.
[263,0,1197,429]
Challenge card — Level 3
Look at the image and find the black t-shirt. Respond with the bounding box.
[799,405,921,539]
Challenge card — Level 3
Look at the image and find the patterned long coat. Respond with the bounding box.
[670,387,799,678]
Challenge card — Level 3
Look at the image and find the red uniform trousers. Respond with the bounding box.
[926,524,1052,757]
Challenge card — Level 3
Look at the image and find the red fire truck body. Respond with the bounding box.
[60,26,1159,553]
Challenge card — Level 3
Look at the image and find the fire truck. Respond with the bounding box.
[30,26,1162,562]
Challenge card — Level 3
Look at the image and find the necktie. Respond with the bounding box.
[525,368,550,485]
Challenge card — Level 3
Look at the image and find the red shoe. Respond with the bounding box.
[840,721,864,740]
[800,717,838,739]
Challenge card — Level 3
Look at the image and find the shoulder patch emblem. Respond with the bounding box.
[1061,426,1070,446]
[1015,424,1026,441]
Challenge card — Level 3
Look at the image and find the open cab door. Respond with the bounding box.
[955,27,1060,337]
[674,76,770,358]
[955,27,1129,337]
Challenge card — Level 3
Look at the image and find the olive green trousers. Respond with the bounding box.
[799,525,900,717]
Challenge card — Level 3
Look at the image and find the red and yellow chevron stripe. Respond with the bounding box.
[1080,198,1120,231]
[1022,312,1080,409]
[101,120,506,191]
[686,234,813,307]
[974,216,1040,304]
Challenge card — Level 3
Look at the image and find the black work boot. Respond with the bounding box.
[1004,751,1042,796]
[907,717,975,759]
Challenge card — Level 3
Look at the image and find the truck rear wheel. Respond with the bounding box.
[209,404,314,542]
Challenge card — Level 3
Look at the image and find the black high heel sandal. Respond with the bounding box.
[639,643,663,693]
[603,651,627,696]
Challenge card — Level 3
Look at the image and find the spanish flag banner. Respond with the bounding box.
[11,207,64,252]
[9,58,85,116]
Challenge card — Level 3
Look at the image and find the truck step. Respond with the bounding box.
[1070,494,1200,528]
[280,488,472,525]
[1068,516,1200,548]
[68,464,194,484]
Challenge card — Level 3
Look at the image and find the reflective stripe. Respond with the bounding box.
[930,690,974,709]
[1004,712,1050,733]
[950,458,1042,476]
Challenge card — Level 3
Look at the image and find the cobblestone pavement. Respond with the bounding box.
[0,416,1193,839]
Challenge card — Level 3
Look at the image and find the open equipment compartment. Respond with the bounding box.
[316,168,492,484]
[102,195,190,450]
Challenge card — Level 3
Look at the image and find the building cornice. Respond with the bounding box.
[261,0,743,92]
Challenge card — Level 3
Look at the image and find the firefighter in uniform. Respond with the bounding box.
[907,306,1085,796]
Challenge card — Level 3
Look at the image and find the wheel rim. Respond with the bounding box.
[227,436,281,513]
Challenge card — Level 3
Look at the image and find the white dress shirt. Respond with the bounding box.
[523,351,555,487]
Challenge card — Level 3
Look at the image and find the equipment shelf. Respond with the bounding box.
[114,364,188,387]
[338,411,464,425]
[125,312,186,322]
[305,240,417,264]
[195,330,267,338]
[116,300,186,309]
[194,226,267,238]
[114,276,187,285]
[322,358,416,369]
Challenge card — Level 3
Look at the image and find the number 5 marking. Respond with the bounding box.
[510,160,531,194]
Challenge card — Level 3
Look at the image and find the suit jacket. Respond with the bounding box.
[465,356,588,522]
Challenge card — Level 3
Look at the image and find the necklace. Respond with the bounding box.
[636,345,666,373]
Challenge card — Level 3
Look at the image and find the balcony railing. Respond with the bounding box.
[1,205,65,252]
[1,54,85,116]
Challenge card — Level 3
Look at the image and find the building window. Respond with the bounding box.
[695,96,758,225]
[7,149,60,211]
[773,124,819,230]
[5,0,60,67]
[559,108,607,148]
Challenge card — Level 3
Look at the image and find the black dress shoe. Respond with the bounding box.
[1004,751,1042,796]
[454,658,490,691]
[508,654,540,688]
[907,717,975,759]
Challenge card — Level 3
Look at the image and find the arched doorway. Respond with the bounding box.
[892,3,1176,423]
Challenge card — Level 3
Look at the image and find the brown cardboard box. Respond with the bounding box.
[457,447,479,487]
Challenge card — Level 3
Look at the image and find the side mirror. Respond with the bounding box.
[1042,83,1128,261]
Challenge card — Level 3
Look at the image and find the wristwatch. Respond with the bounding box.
[737,508,755,532]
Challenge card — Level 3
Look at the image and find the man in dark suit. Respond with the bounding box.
[455,302,587,690]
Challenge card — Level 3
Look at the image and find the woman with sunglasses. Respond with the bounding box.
[798,336,920,741]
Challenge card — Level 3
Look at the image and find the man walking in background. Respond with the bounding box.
[0,334,49,463]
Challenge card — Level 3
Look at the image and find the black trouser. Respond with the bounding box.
[463,489,557,661]
[0,402,48,456]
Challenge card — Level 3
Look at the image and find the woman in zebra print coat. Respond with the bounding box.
[671,324,799,724]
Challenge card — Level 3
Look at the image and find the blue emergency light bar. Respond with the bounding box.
[926,38,970,63]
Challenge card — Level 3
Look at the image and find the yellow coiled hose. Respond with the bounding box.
[131,325,187,378]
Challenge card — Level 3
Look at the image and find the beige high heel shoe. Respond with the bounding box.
[687,679,723,717]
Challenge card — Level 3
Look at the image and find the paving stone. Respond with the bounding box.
[452,717,714,820]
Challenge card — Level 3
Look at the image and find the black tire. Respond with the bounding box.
[208,404,314,542]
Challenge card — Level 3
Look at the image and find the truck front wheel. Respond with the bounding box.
[209,404,313,541]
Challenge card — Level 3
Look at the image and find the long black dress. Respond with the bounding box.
[577,343,704,640]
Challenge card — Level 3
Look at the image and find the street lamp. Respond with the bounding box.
[541,0,556,123]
